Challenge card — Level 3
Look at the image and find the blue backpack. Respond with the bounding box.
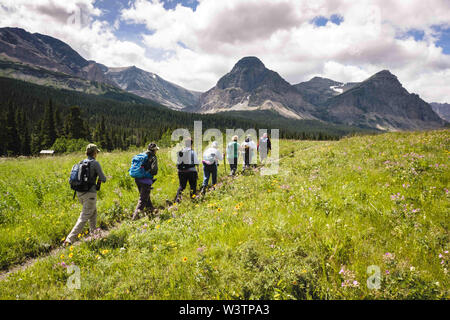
[129,153,152,179]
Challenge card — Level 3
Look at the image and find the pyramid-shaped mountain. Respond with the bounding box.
[197,57,317,119]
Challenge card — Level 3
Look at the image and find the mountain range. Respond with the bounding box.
[430,103,450,122]
[0,27,447,131]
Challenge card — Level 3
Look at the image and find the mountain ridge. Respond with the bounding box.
[0,27,446,131]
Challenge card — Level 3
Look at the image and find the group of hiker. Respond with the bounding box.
[64,134,271,246]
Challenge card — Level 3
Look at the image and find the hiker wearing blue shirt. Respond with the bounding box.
[226,135,240,176]
[174,138,199,202]
[132,143,159,220]
[200,141,223,194]
[65,144,106,245]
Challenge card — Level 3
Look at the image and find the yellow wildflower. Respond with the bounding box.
[69,253,73,258]
[60,254,65,259]
[182,257,188,262]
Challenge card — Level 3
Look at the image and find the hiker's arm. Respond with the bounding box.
[94,161,107,183]
[150,156,158,176]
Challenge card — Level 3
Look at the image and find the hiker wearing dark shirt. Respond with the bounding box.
[258,133,271,162]
[132,143,159,220]
[174,138,199,203]
[65,144,106,245]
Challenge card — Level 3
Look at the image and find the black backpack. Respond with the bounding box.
[177,149,195,170]
[69,159,95,192]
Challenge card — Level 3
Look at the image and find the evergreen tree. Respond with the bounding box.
[41,99,57,149]
[54,106,63,137]
[64,106,89,140]
[21,112,31,155]
[5,101,20,155]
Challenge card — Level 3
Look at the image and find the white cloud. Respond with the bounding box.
[1,0,450,102]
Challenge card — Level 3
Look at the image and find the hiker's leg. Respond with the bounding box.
[211,165,218,185]
[202,164,210,187]
[175,172,188,202]
[89,208,97,232]
[189,171,198,196]
[142,183,154,211]
[67,193,94,243]
[133,180,145,218]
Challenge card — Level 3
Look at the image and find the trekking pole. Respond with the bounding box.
[223,153,227,175]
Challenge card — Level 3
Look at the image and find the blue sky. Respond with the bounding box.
[93,1,449,56]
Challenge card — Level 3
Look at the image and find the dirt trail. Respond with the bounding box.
[0,142,329,282]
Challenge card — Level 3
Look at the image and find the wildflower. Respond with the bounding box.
[155,225,160,229]
[385,270,390,275]
[69,246,74,251]
[182,257,188,262]
[60,254,65,259]
[102,249,109,255]
[77,233,82,238]
[95,255,100,260]
[410,266,415,271]
[217,208,223,213]
[69,253,73,258]
[197,246,205,253]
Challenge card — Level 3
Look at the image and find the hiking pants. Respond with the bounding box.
[67,192,97,243]
[175,171,198,201]
[229,157,238,175]
[202,163,217,187]
[134,180,154,215]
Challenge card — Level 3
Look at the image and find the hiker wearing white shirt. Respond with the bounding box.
[241,136,257,170]
[200,141,223,194]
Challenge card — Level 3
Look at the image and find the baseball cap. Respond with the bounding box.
[148,143,160,151]
[86,143,101,153]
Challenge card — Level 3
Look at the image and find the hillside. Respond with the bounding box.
[0,130,448,299]
[106,66,201,110]
[321,71,445,130]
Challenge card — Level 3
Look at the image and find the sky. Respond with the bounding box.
[0,0,450,103]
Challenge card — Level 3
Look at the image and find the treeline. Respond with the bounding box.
[0,77,368,156]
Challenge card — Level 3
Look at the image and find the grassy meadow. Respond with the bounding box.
[0,130,448,299]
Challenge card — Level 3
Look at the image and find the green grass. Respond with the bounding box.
[0,130,448,299]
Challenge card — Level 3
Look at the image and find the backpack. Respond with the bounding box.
[129,153,153,179]
[177,149,195,170]
[69,159,95,192]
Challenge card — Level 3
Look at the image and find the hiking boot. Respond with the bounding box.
[131,210,141,221]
